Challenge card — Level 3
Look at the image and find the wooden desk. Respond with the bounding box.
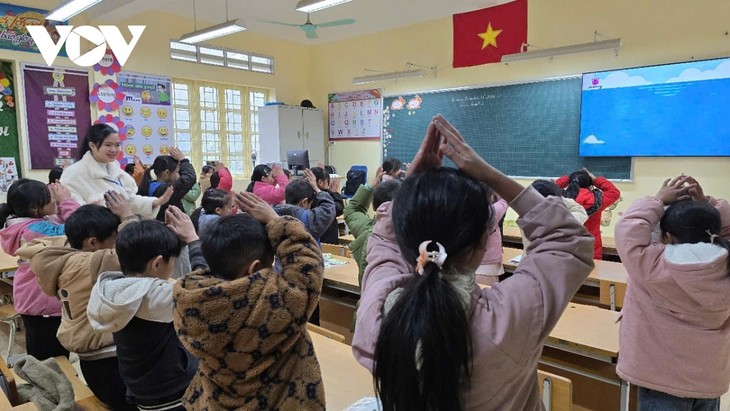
[502,225,621,262]
[0,250,18,275]
[502,246,628,310]
[541,303,629,411]
[310,331,374,410]
[339,234,355,245]
[323,256,360,295]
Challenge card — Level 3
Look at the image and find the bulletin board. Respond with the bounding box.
[328,88,382,140]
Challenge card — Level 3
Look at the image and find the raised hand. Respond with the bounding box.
[153,186,174,208]
[655,175,693,205]
[165,206,198,243]
[104,190,133,219]
[168,147,185,162]
[303,169,320,192]
[407,119,444,177]
[235,191,279,224]
[372,167,385,188]
[683,175,708,203]
[50,182,72,202]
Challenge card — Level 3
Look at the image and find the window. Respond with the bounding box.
[169,41,274,74]
[172,79,270,177]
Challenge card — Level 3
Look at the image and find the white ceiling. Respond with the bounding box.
[87,0,510,44]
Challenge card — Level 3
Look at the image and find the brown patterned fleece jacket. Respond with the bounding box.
[173,216,326,410]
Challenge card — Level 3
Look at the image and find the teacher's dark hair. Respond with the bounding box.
[79,124,117,159]
[374,167,491,411]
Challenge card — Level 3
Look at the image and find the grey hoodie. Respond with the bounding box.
[87,271,173,332]
[274,191,336,240]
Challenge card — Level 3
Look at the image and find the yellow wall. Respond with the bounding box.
[309,0,730,233]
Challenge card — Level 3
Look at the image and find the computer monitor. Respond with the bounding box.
[286,149,309,175]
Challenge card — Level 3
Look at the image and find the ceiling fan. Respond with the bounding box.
[258,14,355,39]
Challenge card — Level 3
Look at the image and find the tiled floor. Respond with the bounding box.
[1,321,729,410]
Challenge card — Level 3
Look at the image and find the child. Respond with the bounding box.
[520,180,589,255]
[87,208,201,411]
[343,167,401,284]
[247,164,288,205]
[557,168,621,259]
[381,157,404,181]
[173,191,325,410]
[212,161,233,192]
[615,176,730,409]
[182,164,214,215]
[19,192,139,410]
[352,115,594,410]
[48,165,64,184]
[476,193,508,286]
[137,147,196,221]
[310,166,344,244]
[0,179,79,360]
[190,188,233,237]
[274,169,335,242]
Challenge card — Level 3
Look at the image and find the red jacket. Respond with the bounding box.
[557,175,621,259]
[217,166,233,192]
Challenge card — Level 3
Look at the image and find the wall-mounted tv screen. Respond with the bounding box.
[579,57,730,157]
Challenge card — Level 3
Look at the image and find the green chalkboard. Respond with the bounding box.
[382,77,632,179]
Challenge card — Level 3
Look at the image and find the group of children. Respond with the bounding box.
[0,113,728,410]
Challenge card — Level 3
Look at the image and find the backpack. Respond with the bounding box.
[343,168,366,196]
[148,181,163,197]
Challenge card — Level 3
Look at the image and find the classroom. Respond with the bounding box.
[0,0,729,410]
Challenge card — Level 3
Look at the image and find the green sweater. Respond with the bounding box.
[343,184,376,285]
[181,182,201,215]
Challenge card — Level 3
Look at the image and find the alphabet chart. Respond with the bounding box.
[328,89,382,140]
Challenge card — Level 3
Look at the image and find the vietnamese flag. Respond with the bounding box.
[453,0,527,68]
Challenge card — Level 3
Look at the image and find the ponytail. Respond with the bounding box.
[563,170,592,200]
[246,181,255,192]
[374,260,471,411]
[0,204,13,227]
[374,168,491,411]
[137,156,178,197]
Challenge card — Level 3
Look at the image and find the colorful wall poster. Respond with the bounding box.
[23,65,91,169]
[117,71,172,165]
[0,3,66,55]
[0,61,20,191]
[328,89,382,140]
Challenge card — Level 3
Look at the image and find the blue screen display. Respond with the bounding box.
[579,57,730,157]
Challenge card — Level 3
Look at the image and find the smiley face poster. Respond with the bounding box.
[117,71,172,165]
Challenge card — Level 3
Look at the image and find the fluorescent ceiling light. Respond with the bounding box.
[501,38,622,63]
[296,0,354,13]
[179,19,246,44]
[46,0,102,21]
[352,69,426,85]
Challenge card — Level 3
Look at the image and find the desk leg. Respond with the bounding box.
[610,284,616,311]
[620,380,630,411]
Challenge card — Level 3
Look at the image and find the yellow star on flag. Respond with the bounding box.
[478,22,502,50]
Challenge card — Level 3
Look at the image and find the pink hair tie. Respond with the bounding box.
[415,241,447,275]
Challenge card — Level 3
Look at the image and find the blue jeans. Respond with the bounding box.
[639,387,720,411]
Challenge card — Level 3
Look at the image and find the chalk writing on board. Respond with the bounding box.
[451,94,496,108]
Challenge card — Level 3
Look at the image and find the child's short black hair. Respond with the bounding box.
[124,163,136,175]
[373,179,402,210]
[116,220,182,275]
[382,157,403,174]
[65,205,121,250]
[285,179,316,205]
[0,179,52,227]
[310,167,329,183]
[48,166,64,184]
[531,179,562,198]
[201,214,273,280]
